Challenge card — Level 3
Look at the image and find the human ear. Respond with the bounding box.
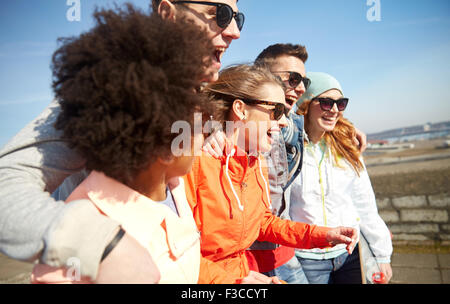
[157,154,175,166]
[232,99,247,121]
[158,0,176,20]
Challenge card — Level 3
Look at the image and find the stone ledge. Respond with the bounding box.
[393,234,430,241]
[389,223,440,234]
[400,209,448,223]
[429,194,450,208]
[379,210,400,223]
[392,196,427,209]
[376,198,391,209]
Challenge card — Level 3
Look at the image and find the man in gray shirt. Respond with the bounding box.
[0,0,243,283]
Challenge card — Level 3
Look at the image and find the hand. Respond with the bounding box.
[326,226,358,254]
[354,127,367,153]
[95,232,161,284]
[377,263,393,284]
[238,271,282,284]
[202,130,226,158]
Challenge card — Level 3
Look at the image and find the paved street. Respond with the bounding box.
[1,251,449,284]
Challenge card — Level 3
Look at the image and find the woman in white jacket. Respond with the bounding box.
[289,72,393,284]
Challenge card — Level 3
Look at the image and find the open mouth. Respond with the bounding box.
[214,47,226,63]
[285,96,297,108]
[266,128,281,143]
[321,116,338,124]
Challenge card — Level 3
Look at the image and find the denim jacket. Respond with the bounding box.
[283,112,304,190]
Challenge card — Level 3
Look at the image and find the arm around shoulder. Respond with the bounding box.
[0,100,119,280]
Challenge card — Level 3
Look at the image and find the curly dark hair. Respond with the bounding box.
[53,3,214,185]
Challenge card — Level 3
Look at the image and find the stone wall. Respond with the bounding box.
[377,193,450,245]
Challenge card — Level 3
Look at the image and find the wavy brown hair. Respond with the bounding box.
[297,99,364,174]
[204,64,284,124]
[53,4,214,185]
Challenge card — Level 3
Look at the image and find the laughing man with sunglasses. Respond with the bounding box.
[0,0,247,284]
[160,0,243,82]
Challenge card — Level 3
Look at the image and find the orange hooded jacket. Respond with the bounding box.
[184,146,333,283]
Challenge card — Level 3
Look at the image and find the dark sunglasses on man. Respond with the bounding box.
[312,97,349,112]
[242,99,288,121]
[173,1,245,31]
[272,71,311,90]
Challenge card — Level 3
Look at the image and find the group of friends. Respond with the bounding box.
[0,0,393,284]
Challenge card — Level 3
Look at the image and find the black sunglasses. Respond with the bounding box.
[272,71,311,90]
[312,97,349,111]
[173,1,245,31]
[241,99,288,121]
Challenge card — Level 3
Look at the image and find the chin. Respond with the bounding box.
[319,121,338,132]
[202,69,219,83]
[210,73,219,83]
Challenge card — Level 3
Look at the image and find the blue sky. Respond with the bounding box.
[1,0,449,147]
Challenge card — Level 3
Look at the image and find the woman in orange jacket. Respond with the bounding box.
[184,64,358,283]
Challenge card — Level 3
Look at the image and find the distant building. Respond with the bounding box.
[367,120,450,142]
[367,140,388,148]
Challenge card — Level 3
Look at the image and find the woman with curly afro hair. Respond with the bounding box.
[30,4,238,284]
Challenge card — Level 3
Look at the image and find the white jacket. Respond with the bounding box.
[289,137,392,263]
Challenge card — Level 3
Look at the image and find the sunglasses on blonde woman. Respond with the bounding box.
[173,1,245,31]
[312,97,349,111]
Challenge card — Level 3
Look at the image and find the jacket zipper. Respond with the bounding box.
[307,142,328,227]
[238,180,247,250]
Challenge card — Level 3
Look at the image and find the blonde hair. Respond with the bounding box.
[297,99,364,174]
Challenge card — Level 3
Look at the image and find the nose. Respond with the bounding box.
[222,17,241,40]
[294,81,306,97]
[330,102,339,113]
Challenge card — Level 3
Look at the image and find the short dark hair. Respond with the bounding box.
[152,0,240,13]
[53,4,214,185]
[254,43,308,68]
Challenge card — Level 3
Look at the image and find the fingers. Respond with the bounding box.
[202,143,219,158]
[339,227,358,254]
[327,227,358,254]
[335,234,353,245]
[353,137,360,149]
[354,127,367,153]
[215,131,226,151]
[239,271,280,284]
[202,131,226,158]
[346,238,357,255]
[248,271,272,284]
[379,264,393,283]
[270,276,283,284]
